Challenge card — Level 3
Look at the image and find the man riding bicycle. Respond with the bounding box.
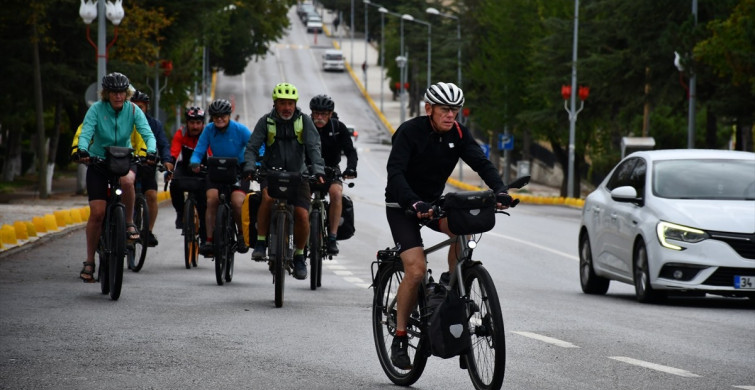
[130,90,174,247]
[244,82,326,280]
[309,95,358,255]
[75,72,157,283]
[170,106,210,243]
[384,82,513,369]
[191,99,252,257]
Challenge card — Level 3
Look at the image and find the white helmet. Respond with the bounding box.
[424,82,464,107]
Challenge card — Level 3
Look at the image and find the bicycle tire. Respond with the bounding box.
[108,205,126,301]
[462,265,506,390]
[309,209,322,291]
[214,204,229,286]
[224,223,235,282]
[129,195,149,272]
[274,212,287,308]
[98,239,109,295]
[372,261,428,385]
[183,197,199,269]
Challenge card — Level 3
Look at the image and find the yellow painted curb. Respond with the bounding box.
[13,221,28,240]
[33,216,47,233]
[43,214,58,231]
[54,210,71,227]
[70,208,83,223]
[25,221,37,237]
[1,224,17,245]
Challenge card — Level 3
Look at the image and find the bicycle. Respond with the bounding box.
[171,146,207,269]
[371,176,529,390]
[86,146,134,301]
[252,169,301,308]
[306,168,353,290]
[126,156,152,272]
[207,156,241,286]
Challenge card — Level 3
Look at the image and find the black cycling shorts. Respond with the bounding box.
[261,179,312,210]
[136,164,158,192]
[86,162,138,202]
[385,206,442,254]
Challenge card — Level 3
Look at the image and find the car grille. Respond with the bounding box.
[707,231,755,259]
[703,267,755,287]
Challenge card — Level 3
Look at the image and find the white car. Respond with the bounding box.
[322,49,345,72]
[578,149,755,303]
[306,20,323,33]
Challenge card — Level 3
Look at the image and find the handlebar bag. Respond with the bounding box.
[267,171,301,201]
[104,146,133,177]
[172,175,206,192]
[443,190,496,235]
[207,157,238,184]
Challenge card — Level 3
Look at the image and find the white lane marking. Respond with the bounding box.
[334,270,353,276]
[608,356,701,378]
[733,386,755,390]
[344,277,365,284]
[511,331,580,348]
[487,231,579,261]
[325,264,347,269]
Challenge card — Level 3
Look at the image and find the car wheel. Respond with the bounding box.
[633,240,664,303]
[579,232,610,295]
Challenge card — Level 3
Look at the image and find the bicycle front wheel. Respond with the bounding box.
[224,224,235,282]
[108,205,126,301]
[462,265,506,390]
[372,261,427,386]
[274,213,287,308]
[183,197,199,269]
[129,195,149,272]
[309,209,322,291]
[98,238,109,295]
[214,205,229,286]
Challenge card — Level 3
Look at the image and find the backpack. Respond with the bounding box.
[336,194,355,240]
[425,283,471,358]
[242,191,262,247]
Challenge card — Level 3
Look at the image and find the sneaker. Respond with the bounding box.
[146,231,158,247]
[292,254,307,280]
[175,217,183,230]
[390,336,412,370]
[326,238,339,255]
[199,242,214,257]
[252,242,267,260]
[236,232,248,254]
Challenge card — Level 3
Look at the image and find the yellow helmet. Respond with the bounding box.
[272,82,299,102]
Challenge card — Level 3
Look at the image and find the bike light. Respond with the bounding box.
[656,221,708,250]
[115,188,123,196]
[467,240,477,249]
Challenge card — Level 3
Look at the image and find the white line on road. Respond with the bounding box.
[511,331,580,348]
[732,386,755,390]
[608,356,701,378]
[487,231,579,261]
[334,270,353,276]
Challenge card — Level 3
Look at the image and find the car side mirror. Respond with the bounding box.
[611,185,643,206]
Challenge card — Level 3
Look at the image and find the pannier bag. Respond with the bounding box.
[207,157,238,184]
[425,283,471,358]
[104,146,133,177]
[242,191,262,247]
[336,194,355,240]
[443,190,496,235]
[171,176,206,192]
[266,171,301,201]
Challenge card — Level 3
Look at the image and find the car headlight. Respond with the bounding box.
[656,221,708,250]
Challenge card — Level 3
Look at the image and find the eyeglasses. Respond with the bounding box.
[435,106,461,115]
[311,111,332,118]
[211,114,229,121]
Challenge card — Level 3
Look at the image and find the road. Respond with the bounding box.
[1,7,753,390]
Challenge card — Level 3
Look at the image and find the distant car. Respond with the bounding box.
[578,149,755,303]
[297,2,315,21]
[322,49,345,72]
[345,124,358,141]
[306,20,323,33]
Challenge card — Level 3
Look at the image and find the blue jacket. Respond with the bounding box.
[79,100,156,159]
[145,114,172,163]
[190,120,251,166]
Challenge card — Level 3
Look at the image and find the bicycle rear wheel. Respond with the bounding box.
[372,261,427,386]
[309,209,322,291]
[108,205,126,301]
[274,213,287,308]
[214,205,229,286]
[129,195,149,272]
[183,197,199,269]
[462,265,506,390]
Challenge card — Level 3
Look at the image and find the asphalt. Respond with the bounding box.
[0,5,569,253]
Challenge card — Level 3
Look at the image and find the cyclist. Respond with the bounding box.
[308,94,358,255]
[384,82,512,369]
[190,99,251,257]
[244,82,325,280]
[170,106,210,244]
[75,72,157,283]
[130,90,173,247]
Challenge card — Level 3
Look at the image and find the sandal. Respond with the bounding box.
[80,261,95,283]
[126,223,140,241]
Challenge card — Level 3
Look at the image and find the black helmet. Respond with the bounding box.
[309,94,335,111]
[131,90,150,103]
[185,106,205,121]
[208,99,232,116]
[102,72,130,92]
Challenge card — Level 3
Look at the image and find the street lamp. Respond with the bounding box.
[79,0,125,86]
[396,55,407,123]
[402,14,431,90]
[426,7,460,88]
[564,0,581,199]
[363,0,370,93]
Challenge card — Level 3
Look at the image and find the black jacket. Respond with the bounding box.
[316,117,357,171]
[385,116,505,209]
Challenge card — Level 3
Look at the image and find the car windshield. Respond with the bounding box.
[325,53,343,60]
[653,158,755,200]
